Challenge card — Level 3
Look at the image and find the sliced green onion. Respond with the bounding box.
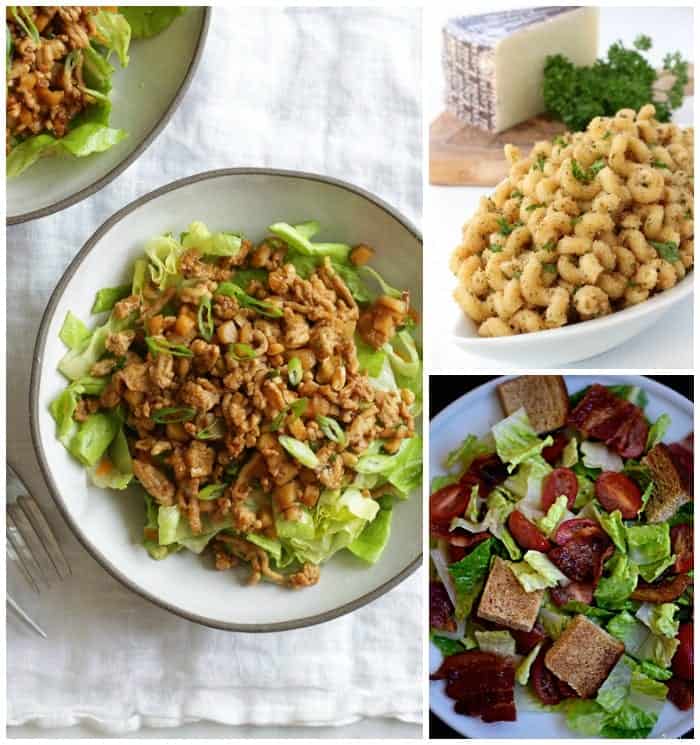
[216,282,283,318]
[10,6,40,45]
[288,356,302,386]
[270,398,308,431]
[278,435,320,469]
[317,415,347,446]
[197,297,214,341]
[227,342,257,361]
[195,418,226,440]
[145,336,193,358]
[150,406,196,424]
[198,483,226,500]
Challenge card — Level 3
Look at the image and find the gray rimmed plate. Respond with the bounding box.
[7,7,210,225]
[30,168,423,631]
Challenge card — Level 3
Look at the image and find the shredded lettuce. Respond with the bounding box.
[348,499,392,564]
[182,220,242,257]
[59,311,91,351]
[626,524,672,579]
[581,440,623,471]
[91,284,131,314]
[88,427,132,489]
[269,221,351,262]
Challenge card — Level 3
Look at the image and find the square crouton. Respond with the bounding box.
[545,615,624,698]
[477,557,543,632]
[643,443,691,524]
[496,375,568,434]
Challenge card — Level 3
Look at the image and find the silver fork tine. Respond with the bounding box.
[6,510,46,591]
[7,503,55,588]
[6,525,40,594]
[17,495,71,580]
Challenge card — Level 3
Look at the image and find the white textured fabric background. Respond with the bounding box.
[6,6,422,736]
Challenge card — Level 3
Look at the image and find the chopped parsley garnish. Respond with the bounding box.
[650,240,681,263]
[651,159,670,169]
[489,244,504,253]
[571,158,605,183]
[542,263,558,273]
[571,216,583,226]
[510,189,523,199]
[553,135,568,147]
[533,154,547,171]
[525,203,545,212]
[543,40,689,130]
[496,217,523,236]
[540,240,556,252]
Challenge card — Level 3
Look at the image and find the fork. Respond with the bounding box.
[6,491,72,638]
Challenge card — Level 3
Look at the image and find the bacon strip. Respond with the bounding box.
[430,581,456,632]
[431,650,517,723]
[631,574,691,603]
[569,385,649,458]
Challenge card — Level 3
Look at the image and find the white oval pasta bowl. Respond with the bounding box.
[430,374,693,739]
[30,169,422,631]
[451,275,693,366]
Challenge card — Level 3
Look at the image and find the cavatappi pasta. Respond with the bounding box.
[450,105,694,336]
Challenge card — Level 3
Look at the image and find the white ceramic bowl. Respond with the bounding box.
[430,374,693,738]
[30,169,423,631]
[7,8,210,225]
[451,277,693,366]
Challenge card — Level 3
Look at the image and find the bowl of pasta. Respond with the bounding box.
[448,105,694,365]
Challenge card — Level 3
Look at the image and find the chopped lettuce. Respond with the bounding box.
[451,490,520,560]
[516,641,543,685]
[510,550,569,592]
[626,523,671,567]
[581,440,623,471]
[431,634,466,657]
[269,222,351,262]
[594,552,638,609]
[356,337,386,378]
[646,413,671,451]
[119,6,187,38]
[355,434,422,497]
[475,629,516,656]
[492,407,553,472]
[348,500,392,564]
[92,9,131,66]
[608,610,679,668]
[91,285,131,314]
[181,221,242,257]
[595,507,627,553]
[539,605,570,639]
[561,437,578,467]
[636,602,679,639]
[448,538,493,620]
[536,494,569,537]
[59,311,91,351]
[444,433,493,472]
[58,311,131,381]
[88,427,132,489]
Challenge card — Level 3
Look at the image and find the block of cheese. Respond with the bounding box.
[443,7,599,133]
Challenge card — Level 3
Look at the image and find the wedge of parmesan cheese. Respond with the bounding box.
[443,7,599,133]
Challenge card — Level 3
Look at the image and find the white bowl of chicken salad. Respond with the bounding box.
[430,375,693,738]
[31,168,423,631]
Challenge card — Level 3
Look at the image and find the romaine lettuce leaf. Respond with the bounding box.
[448,538,493,620]
[475,629,515,656]
[492,407,553,471]
[646,413,671,452]
[595,552,638,609]
[516,641,543,685]
[595,507,627,553]
[510,550,568,592]
[444,433,493,472]
[93,9,131,66]
[536,494,569,537]
[636,602,679,639]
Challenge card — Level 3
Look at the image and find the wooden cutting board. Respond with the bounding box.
[430,67,695,187]
[430,112,567,187]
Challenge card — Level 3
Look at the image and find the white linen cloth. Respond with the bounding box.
[6,6,422,734]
